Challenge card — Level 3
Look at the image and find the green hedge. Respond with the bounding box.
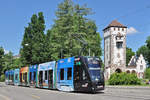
[144,68,150,80]
[108,72,141,85]
[0,74,5,82]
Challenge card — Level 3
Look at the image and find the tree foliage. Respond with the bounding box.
[136,45,149,62]
[49,0,102,60]
[0,47,23,78]
[0,48,22,81]
[0,47,4,76]
[144,68,150,80]
[20,12,46,65]
[146,36,150,66]
[2,52,14,72]
[126,47,135,66]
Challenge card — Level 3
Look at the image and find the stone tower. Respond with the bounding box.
[103,20,127,80]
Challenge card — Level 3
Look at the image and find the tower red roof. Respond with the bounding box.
[103,20,127,31]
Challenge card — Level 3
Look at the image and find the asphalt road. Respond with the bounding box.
[0,82,150,100]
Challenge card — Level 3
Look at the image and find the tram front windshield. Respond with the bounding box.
[87,58,101,82]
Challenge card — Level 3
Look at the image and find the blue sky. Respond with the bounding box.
[0,0,150,57]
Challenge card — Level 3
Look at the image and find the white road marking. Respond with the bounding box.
[31,94,40,99]
[0,94,10,100]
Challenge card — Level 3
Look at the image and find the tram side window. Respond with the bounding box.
[39,71,43,83]
[20,73,22,82]
[82,70,87,81]
[45,71,48,80]
[67,68,72,80]
[30,72,32,81]
[11,75,14,81]
[23,73,25,81]
[33,72,36,81]
[74,66,80,82]
[15,74,18,80]
[60,69,64,80]
[9,75,10,80]
[25,73,27,82]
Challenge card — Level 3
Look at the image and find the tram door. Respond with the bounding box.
[20,73,22,84]
[74,64,89,91]
[39,71,43,87]
[24,73,27,85]
[48,70,53,88]
[74,65,81,90]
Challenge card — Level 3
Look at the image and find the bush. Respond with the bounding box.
[0,74,5,82]
[108,72,141,85]
[144,68,150,80]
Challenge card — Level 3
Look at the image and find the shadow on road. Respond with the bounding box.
[72,91,105,95]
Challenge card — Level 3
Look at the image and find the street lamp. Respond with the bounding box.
[25,44,29,46]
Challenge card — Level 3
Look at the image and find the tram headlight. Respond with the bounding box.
[92,87,95,90]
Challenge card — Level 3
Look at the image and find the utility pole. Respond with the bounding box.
[89,48,90,56]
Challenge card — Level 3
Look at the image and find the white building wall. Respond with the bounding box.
[104,37,111,67]
[136,54,147,78]
[105,68,111,79]
[111,27,126,66]
[104,26,127,80]
[126,54,147,79]
[104,28,111,68]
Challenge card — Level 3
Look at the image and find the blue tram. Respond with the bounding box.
[5,56,104,93]
[57,57,74,91]
[5,71,9,85]
[37,61,56,89]
[8,70,14,85]
[29,65,38,87]
[14,69,20,86]
[57,56,104,93]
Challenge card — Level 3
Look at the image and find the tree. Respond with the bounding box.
[0,47,4,76]
[2,52,14,72]
[12,58,22,69]
[144,68,150,80]
[136,45,149,62]
[126,47,135,66]
[48,0,102,60]
[31,12,46,64]
[146,36,150,65]
[42,30,53,62]
[20,12,46,65]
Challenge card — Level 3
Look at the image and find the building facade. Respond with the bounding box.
[126,54,147,79]
[103,20,127,80]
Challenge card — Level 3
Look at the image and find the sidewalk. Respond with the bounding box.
[106,85,150,89]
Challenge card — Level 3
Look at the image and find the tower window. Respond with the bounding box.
[106,45,108,51]
[114,28,116,31]
[140,65,143,70]
[122,28,124,31]
[118,28,120,31]
[116,42,123,49]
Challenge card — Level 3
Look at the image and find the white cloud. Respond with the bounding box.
[4,49,9,54]
[127,27,138,34]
